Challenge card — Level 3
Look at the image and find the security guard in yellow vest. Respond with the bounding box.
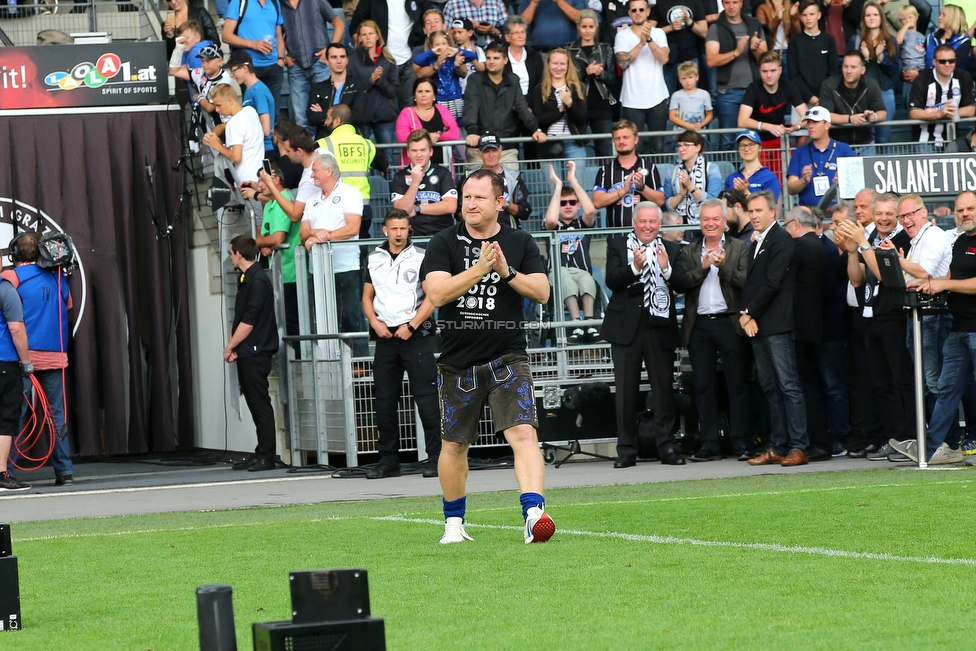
[315,103,388,238]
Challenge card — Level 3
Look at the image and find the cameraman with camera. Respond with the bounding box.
[890,192,976,465]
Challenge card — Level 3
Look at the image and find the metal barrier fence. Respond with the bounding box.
[0,0,150,46]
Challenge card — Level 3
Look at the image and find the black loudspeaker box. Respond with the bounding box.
[0,556,21,632]
[290,569,370,623]
[252,618,386,651]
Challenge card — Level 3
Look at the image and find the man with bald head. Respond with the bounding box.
[890,192,976,465]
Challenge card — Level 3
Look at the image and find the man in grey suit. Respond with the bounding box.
[680,199,753,462]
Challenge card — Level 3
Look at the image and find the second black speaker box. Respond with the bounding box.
[290,569,370,623]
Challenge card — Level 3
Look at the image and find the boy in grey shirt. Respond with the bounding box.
[669,61,714,131]
[897,5,926,75]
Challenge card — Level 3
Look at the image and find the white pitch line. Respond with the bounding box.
[377,516,976,567]
[390,477,975,518]
[0,473,331,501]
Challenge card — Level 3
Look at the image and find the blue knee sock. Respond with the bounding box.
[520,492,545,520]
[443,496,466,521]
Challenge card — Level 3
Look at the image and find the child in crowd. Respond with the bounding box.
[786,0,838,106]
[896,4,926,77]
[413,30,477,127]
[450,18,486,97]
[668,60,713,131]
[176,21,215,69]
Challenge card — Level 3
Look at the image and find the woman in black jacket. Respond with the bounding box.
[347,20,400,144]
[567,9,617,157]
[162,0,220,59]
[528,47,588,162]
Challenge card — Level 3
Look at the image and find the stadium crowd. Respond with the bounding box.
[167,0,976,477]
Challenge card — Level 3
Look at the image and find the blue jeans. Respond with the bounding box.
[926,332,976,456]
[752,333,809,454]
[715,88,746,150]
[875,87,896,145]
[254,63,285,119]
[815,339,850,447]
[907,311,952,414]
[288,60,332,137]
[335,269,368,358]
[10,369,73,478]
[360,122,396,146]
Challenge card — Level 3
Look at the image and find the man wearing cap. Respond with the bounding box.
[444,0,508,45]
[463,42,547,169]
[280,0,346,139]
[457,131,532,228]
[169,43,238,117]
[222,0,287,116]
[786,106,854,208]
[819,51,887,150]
[724,130,781,201]
[737,52,806,181]
[228,50,277,160]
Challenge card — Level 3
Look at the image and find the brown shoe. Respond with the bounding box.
[781,449,809,466]
[747,449,786,465]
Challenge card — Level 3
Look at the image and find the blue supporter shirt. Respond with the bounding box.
[724,166,782,202]
[225,0,284,68]
[243,79,276,151]
[786,138,854,207]
[516,0,586,50]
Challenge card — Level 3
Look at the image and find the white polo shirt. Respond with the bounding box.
[302,179,364,273]
[906,222,951,280]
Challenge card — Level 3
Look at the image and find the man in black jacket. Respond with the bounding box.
[741,191,809,467]
[351,0,431,110]
[307,44,364,140]
[223,235,280,472]
[785,206,831,460]
[463,42,547,169]
[601,202,690,467]
[819,51,887,148]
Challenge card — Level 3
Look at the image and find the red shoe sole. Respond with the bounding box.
[530,514,555,543]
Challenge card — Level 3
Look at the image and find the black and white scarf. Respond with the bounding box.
[672,155,707,225]
[627,232,671,319]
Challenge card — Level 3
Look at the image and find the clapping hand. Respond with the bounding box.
[370,66,383,83]
[633,245,647,270]
[548,163,561,187]
[656,243,670,269]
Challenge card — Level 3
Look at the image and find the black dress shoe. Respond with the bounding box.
[422,461,438,478]
[248,458,276,472]
[613,458,636,468]
[55,474,74,486]
[365,463,401,479]
[806,446,832,462]
[232,456,258,471]
[661,451,686,466]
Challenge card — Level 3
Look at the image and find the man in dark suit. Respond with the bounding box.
[740,191,809,467]
[680,199,753,461]
[602,202,690,467]
[784,206,831,461]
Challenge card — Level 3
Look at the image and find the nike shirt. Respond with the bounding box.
[742,79,805,142]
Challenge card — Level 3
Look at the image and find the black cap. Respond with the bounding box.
[225,49,252,68]
[479,131,502,151]
[198,44,223,61]
[451,18,474,31]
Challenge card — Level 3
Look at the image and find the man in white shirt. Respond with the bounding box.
[891,194,952,417]
[300,151,368,356]
[615,0,670,154]
[202,84,264,183]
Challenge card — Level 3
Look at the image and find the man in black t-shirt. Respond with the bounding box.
[593,120,665,228]
[391,129,458,236]
[223,235,280,473]
[738,52,806,180]
[898,191,976,464]
[422,169,555,545]
[649,0,708,92]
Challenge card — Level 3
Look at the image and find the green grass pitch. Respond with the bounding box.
[8,468,976,650]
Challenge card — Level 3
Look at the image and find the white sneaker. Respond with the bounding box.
[439,517,473,544]
[524,506,555,544]
[889,438,918,462]
[928,443,964,465]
